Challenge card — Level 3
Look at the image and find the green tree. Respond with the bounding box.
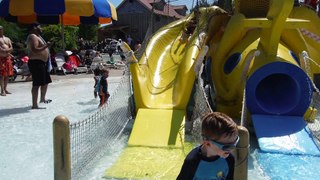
[0,19,27,42]
[42,25,79,52]
[0,19,28,55]
[78,24,99,41]
[64,26,79,50]
[0,20,80,53]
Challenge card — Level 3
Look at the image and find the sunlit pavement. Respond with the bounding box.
[0,70,123,180]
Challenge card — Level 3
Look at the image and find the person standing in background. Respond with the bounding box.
[126,35,133,50]
[26,23,52,109]
[0,25,13,96]
[98,68,110,107]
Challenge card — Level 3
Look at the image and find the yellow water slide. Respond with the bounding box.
[130,14,208,110]
[105,8,225,179]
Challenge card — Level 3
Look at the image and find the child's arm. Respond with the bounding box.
[106,79,110,98]
[93,77,98,87]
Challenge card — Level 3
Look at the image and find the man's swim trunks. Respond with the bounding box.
[0,56,13,77]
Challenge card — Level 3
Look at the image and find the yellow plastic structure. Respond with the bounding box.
[106,0,320,179]
[201,0,320,118]
[128,108,185,147]
[105,143,194,179]
[105,7,217,178]
[129,7,221,110]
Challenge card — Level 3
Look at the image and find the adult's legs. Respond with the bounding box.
[28,60,49,108]
[0,76,5,96]
[31,85,40,109]
[4,76,10,94]
[40,84,48,103]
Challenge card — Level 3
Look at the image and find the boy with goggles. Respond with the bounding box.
[177,112,239,180]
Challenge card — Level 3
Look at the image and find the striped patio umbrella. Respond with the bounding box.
[0,0,117,25]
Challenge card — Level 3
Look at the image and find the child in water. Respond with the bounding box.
[93,68,101,99]
[177,112,239,180]
[98,68,110,107]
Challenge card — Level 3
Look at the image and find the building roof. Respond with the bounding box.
[118,0,187,19]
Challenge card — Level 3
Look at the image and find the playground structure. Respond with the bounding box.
[53,0,320,179]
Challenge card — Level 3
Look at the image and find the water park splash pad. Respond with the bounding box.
[52,0,320,179]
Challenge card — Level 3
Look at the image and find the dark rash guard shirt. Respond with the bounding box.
[177,145,235,180]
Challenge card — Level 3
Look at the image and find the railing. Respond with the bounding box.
[53,68,132,180]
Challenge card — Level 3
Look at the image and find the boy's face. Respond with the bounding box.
[103,71,109,77]
[202,133,239,159]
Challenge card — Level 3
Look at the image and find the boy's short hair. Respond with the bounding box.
[201,112,238,139]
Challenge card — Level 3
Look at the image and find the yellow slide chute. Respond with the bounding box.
[105,7,218,179]
[130,17,203,110]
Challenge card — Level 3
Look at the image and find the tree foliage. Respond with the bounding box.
[0,19,28,55]
[78,24,99,41]
[1,19,99,53]
[42,25,79,52]
[0,19,27,42]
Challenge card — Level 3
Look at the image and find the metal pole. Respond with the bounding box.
[53,115,71,180]
[151,0,155,33]
[60,15,65,51]
[234,126,249,180]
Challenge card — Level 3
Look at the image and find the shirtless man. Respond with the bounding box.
[26,23,52,109]
[0,25,13,96]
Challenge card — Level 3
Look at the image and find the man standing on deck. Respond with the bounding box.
[0,25,13,96]
[26,23,52,109]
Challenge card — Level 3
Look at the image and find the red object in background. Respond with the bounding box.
[21,56,29,63]
[62,62,73,71]
[68,54,81,68]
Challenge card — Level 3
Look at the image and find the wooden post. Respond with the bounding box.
[234,126,249,180]
[53,115,71,180]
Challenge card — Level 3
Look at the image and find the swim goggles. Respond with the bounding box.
[202,135,240,151]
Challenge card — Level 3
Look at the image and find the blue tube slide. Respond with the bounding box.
[246,62,313,116]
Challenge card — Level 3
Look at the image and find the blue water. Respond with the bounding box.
[248,134,320,180]
[257,151,320,179]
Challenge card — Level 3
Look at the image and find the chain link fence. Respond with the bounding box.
[189,64,213,143]
[69,67,133,179]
